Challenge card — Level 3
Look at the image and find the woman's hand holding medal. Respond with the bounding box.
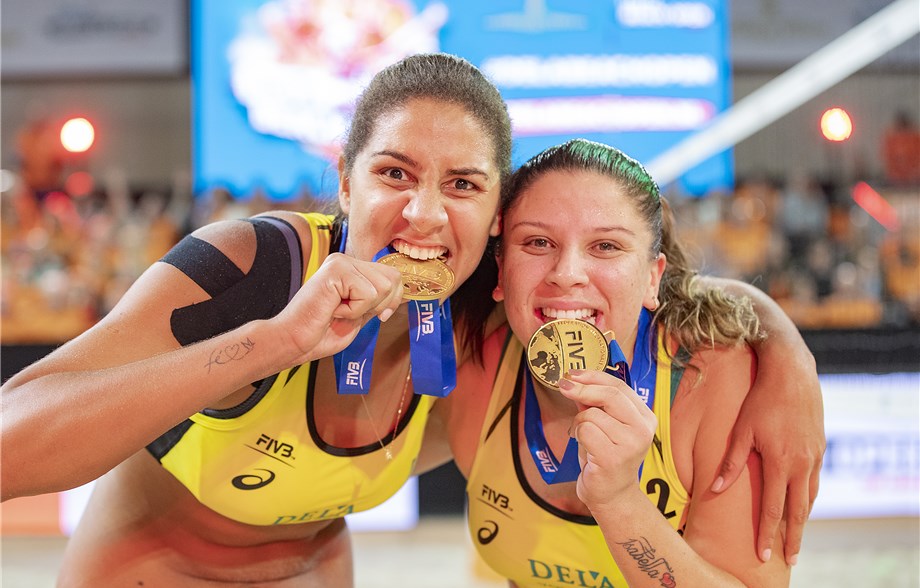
[526,318,656,508]
[558,369,657,513]
[326,250,459,398]
[275,253,405,364]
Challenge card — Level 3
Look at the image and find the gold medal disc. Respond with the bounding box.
[526,319,609,389]
[377,253,455,301]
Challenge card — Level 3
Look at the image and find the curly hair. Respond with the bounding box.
[497,138,763,361]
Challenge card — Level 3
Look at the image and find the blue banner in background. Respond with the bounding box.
[193,0,731,200]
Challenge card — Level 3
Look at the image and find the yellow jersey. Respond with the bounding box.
[467,327,689,587]
[150,213,433,526]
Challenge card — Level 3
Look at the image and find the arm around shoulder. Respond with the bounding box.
[677,344,792,587]
[698,276,824,564]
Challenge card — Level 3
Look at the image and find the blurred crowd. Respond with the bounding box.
[1,114,918,344]
[2,167,916,345]
[0,160,326,344]
[669,175,919,330]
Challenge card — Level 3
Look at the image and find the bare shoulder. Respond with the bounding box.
[190,210,322,274]
[698,342,754,386]
[5,215,306,385]
[671,342,756,490]
[673,346,790,584]
[677,342,756,414]
[255,210,323,240]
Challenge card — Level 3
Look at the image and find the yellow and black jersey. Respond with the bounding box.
[466,328,689,587]
[148,213,433,526]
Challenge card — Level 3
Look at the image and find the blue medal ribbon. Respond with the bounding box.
[333,221,457,396]
[408,299,456,397]
[332,237,390,395]
[523,309,658,484]
[524,370,583,484]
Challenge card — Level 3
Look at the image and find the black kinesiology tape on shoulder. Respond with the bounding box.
[161,217,303,346]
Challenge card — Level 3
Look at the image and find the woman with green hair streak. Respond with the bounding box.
[438,139,810,587]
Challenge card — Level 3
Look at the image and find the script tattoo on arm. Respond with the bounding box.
[205,337,255,373]
[617,537,677,588]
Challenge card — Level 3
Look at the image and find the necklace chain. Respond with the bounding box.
[360,363,412,461]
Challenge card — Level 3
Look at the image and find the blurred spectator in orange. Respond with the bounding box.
[713,178,783,280]
[882,111,920,185]
[15,118,65,201]
[881,228,920,324]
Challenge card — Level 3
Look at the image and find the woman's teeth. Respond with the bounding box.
[393,242,448,260]
[541,308,597,324]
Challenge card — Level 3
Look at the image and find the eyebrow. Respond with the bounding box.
[371,150,491,181]
[509,219,637,236]
[448,167,491,181]
[372,150,417,167]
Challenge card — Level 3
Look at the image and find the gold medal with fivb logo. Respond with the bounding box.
[377,253,455,301]
[527,319,609,389]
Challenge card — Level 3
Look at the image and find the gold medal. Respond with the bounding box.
[526,319,609,389]
[377,253,455,301]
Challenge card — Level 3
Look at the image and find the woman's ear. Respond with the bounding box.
[492,251,505,302]
[337,157,351,214]
[489,211,502,237]
[643,252,667,310]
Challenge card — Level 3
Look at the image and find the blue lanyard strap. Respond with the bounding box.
[523,309,657,484]
[408,299,457,397]
[332,241,390,395]
[332,221,456,396]
[523,368,583,484]
[630,309,657,411]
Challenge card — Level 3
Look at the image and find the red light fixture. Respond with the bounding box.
[820,107,853,142]
[60,117,95,153]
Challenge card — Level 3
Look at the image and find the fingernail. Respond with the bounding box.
[761,548,771,562]
[558,379,574,390]
[711,476,724,492]
[567,369,584,377]
[788,554,798,566]
[379,308,394,323]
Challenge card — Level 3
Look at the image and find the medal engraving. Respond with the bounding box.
[527,319,609,389]
[377,253,455,301]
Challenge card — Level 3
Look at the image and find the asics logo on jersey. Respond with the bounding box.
[232,468,275,490]
[477,520,499,545]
